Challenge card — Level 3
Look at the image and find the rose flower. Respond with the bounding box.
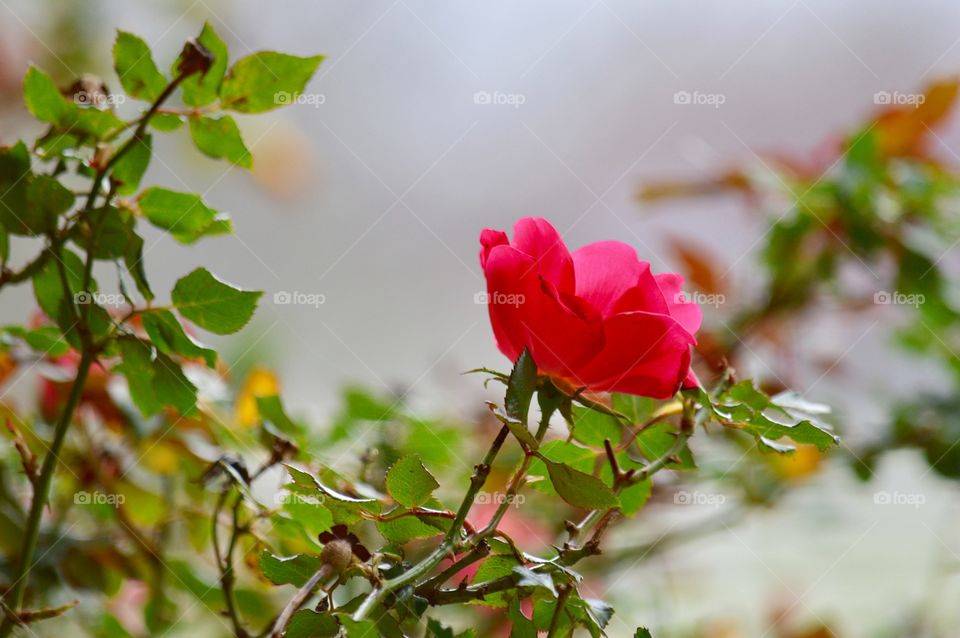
[479,217,700,399]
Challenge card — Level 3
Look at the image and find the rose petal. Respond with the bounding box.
[479,228,508,268]
[577,311,695,398]
[511,218,575,293]
[654,273,703,335]
[573,240,666,317]
[523,277,604,379]
[482,244,537,361]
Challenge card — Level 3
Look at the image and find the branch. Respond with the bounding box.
[351,424,510,622]
[268,564,333,637]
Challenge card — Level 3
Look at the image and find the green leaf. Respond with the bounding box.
[635,628,653,638]
[74,206,137,260]
[619,478,652,517]
[544,459,618,510]
[283,497,334,536]
[613,394,656,424]
[512,566,556,596]
[73,107,124,139]
[258,550,321,587]
[571,598,614,638]
[149,112,184,131]
[3,325,69,356]
[505,349,538,424]
[23,66,72,125]
[142,309,217,367]
[386,455,439,508]
[286,610,339,638]
[0,222,8,263]
[285,464,319,488]
[527,440,595,496]
[151,352,198,416]
[188,115,252,168]
[118,337,162,416]
[707,381,838,453]
[0,142,34,236]
[24,175,75,234]
[138,187,231,243]
[375,515,444,544]
[179,23,228,107]
[339,617,378,638]
[220,51,323,113]
[172,267,262,334]
[33,247,85,321]
[569,405,621,448]
[24,326,69,356]
[508,597,538,638]
[110,134,151,195]
[470,555,521,608]
[425,619,474,638]
[256,394,303,437]
[113,31,166,101]
[123,231,153,301]
[117,337,198,417]
[634,423,696,470]
[489,404,539,451]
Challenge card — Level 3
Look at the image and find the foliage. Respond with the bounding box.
[0,23,842,638]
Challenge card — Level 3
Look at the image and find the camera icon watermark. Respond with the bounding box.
[473,90,526,109]
[673,90,726,109]
[674,290,725,308]
[475,491,525,507]
[274,492,325,506]
[474,291,525,307]
[873,490,925,508]
[873,91,925,108]
[273,290,326,308]
[74,93,126,108]
[674,490,726,507]
[74,291,126,307]
[74,490,125,507]
[274,91,326,107]
[873,290,924,307]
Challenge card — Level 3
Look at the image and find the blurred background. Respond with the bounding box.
[2,1,960,636]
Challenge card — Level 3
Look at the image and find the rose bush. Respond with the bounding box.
[0,25,840,638]
[480,217,701,399]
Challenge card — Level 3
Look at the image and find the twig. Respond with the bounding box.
[269,564,333,637]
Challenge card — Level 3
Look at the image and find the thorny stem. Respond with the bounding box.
[352,424,511,621]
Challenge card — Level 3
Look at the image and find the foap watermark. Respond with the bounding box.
[674,490,726,507]
[673,90,726,109]
[874,290,924,307]
[274,290,326,308]
[274,492,326,506]
[873,490,925,508]
[474,291,525,307]
[475,492,525,507]
[274,91,326,107]
[873,91,925,108]
[74,93,126,108]
[675,290,725,308]
[473,90,526,108]
[74,291,126,307]
[74,490,125,507]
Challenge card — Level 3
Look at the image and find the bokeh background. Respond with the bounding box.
[2,1,960,636]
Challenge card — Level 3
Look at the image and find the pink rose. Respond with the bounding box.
[479,218,700,399]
